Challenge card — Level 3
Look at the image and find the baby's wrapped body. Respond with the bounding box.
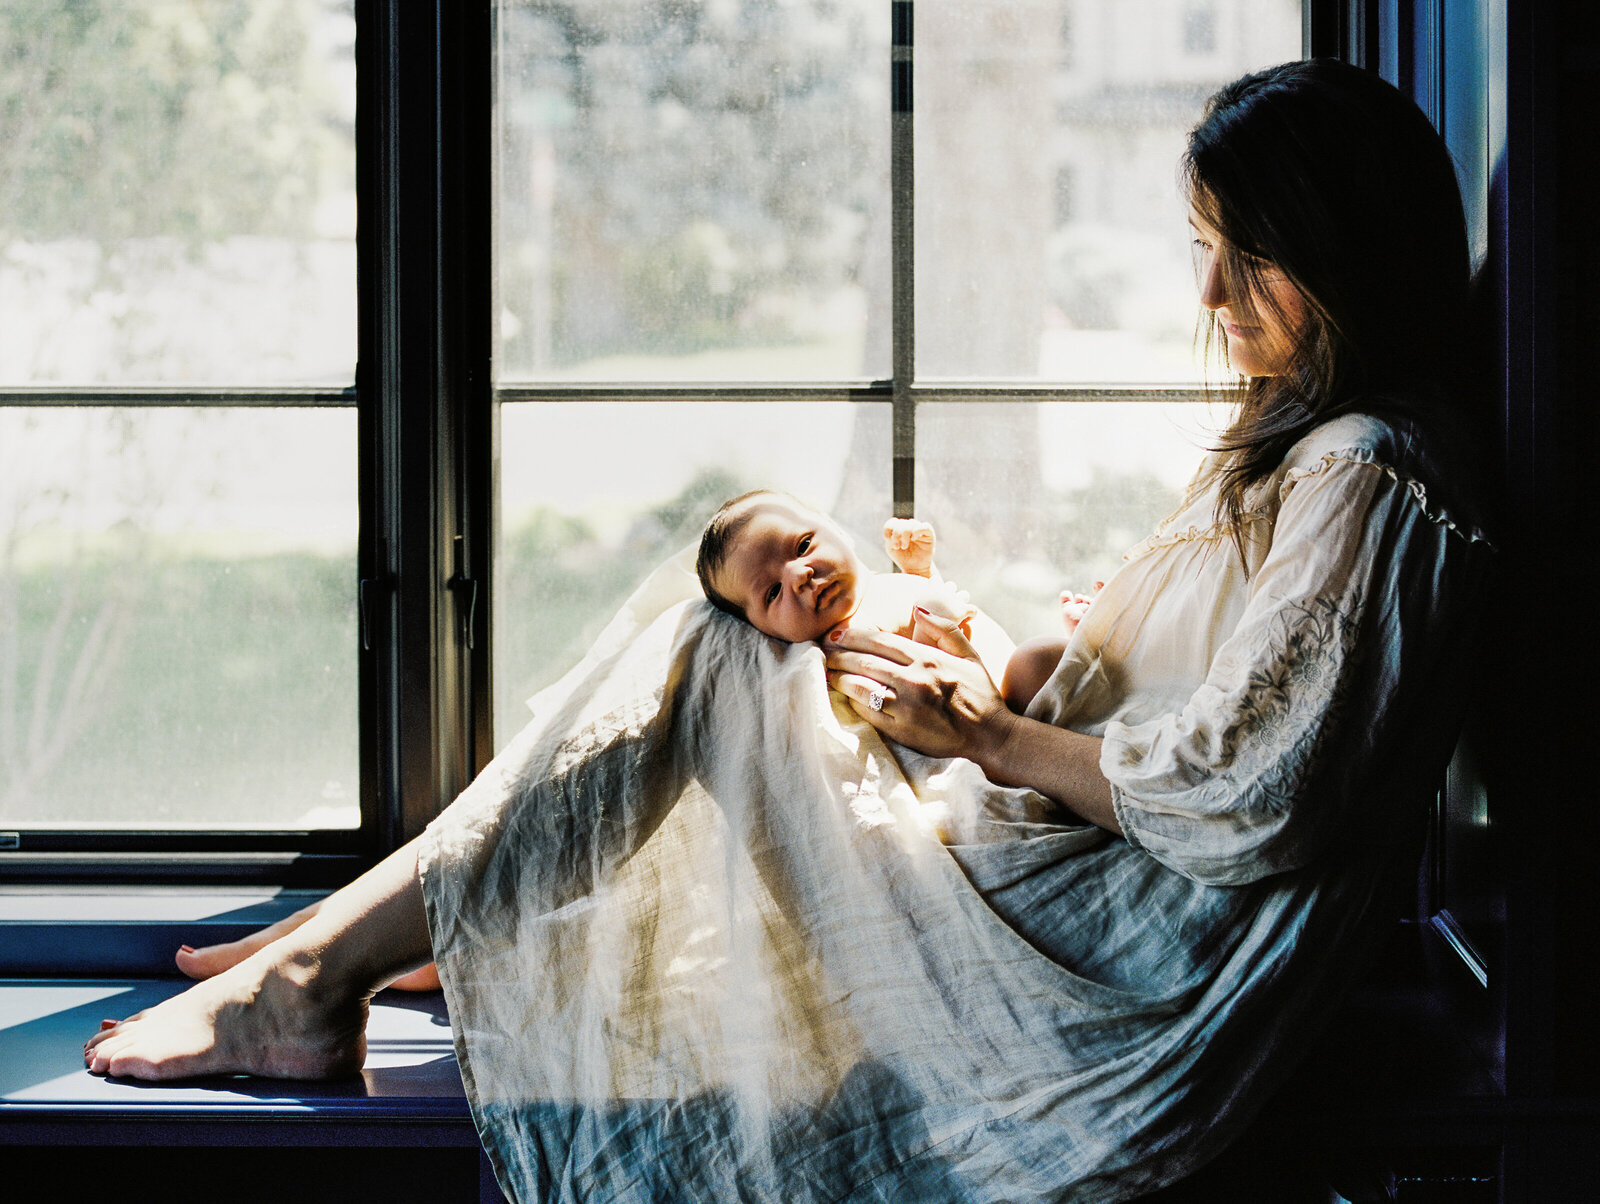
[420,413,1490,1201]
[695,492,1024,690]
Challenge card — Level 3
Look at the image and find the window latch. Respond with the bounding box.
[358,576,389,652]
[448,573,480,651]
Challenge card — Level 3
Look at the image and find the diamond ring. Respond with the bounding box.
[868,687,886,712]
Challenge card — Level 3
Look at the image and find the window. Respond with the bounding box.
[0,0,1303,879]
[1185,5,1220,55]
[1,0,364,866]
[491,0,1301,749]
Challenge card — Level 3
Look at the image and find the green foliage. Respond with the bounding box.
[0,0,346,243]
[497,0,882,369]
[1,540,357,827]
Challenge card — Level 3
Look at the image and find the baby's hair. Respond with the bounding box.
[696,489,782,619]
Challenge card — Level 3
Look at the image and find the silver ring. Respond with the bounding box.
[868,687,886,712]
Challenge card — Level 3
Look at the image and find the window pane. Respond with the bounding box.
[915,1,1301,380]
[495,401,890,746]
[494,1,889,383]
[914,400,1225,638]
[0,407,358,829]
[0,2,357,386]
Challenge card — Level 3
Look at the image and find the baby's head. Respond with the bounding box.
[697,491,868,643]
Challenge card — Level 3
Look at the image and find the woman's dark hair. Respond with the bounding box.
[1183,58,1474,558]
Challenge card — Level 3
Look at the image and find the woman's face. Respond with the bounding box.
[1189,208,1308,378]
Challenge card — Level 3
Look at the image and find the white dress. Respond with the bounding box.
[419,410,1491,1202]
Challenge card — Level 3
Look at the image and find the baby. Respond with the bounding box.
[696,490,1079,714]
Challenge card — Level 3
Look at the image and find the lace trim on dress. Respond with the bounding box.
[1277,449,1494,547]
[1119,510,1271,566]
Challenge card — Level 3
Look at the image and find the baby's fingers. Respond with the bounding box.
[910,605,979,661]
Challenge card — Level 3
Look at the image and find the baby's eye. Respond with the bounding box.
[797,534,812,554]
[765,583,781,605]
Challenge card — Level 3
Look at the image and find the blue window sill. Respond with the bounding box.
[0,885,327,976]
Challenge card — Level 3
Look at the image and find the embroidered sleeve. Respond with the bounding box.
[1102,452,1477,885]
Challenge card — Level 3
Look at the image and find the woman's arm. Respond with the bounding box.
[825,608,1122,834]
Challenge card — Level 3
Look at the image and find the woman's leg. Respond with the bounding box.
[84,840,434,1081]
[176,900,441,992]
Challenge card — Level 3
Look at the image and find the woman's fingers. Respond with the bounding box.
[826,670,896,713]
[826,623,921,664]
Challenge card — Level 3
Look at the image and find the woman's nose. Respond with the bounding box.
[1197,250,1226,310]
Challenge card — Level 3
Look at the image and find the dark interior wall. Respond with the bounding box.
[1540,0,1600,1098]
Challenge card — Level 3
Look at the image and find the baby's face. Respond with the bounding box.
[713,499,867,643]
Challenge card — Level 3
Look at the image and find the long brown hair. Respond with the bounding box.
[1183,59,1474,560]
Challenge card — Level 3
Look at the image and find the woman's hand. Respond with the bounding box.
[824,605,1018,766]
[827,606,1122,835]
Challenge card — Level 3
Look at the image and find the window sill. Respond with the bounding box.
[0,885,326,977]
[0,975,497,1199]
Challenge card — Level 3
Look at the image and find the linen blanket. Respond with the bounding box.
[417,544,1409,1202]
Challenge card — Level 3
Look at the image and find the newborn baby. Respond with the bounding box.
[695,490,1072,713]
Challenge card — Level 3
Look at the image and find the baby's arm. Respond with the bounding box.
[883,518,937,578]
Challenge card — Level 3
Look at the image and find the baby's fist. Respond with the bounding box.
[883,518,936,577]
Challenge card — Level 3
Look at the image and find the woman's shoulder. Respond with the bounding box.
[1279,404,1494,544]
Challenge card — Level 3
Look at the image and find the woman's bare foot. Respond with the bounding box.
[87,841,434,1081]
[85,945,369,1081]
[177,903,442,992]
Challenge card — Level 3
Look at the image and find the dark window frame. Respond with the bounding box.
[0,0,495,887]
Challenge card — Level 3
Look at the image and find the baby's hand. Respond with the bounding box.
[1059,581,1103,635]
[883,518,936,577]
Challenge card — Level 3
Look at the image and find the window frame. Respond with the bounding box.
[0,0,495,886]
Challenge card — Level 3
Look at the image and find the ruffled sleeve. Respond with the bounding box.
[1103,443,1489,886]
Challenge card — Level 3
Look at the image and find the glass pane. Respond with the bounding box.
[0,2,357,386]
[914,399,1227,639]
[494,0,888,383]
[915,1,1302,380]
[495,401,891,746]
[0,407,359,829]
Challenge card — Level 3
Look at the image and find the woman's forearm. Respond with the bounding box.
[973,711,1123,835]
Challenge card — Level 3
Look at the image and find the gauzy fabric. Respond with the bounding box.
[418,412,1491,1202]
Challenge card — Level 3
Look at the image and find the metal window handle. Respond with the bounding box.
[358,577,375,652]
[448,574,479,651]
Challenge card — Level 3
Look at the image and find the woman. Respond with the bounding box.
[86,60,1491,1201]
[827,56,1488,860]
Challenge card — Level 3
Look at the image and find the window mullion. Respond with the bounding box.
[361,0,492,851]
[891,0,915,518]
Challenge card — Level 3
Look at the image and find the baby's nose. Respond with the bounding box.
[784,560,813,589]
